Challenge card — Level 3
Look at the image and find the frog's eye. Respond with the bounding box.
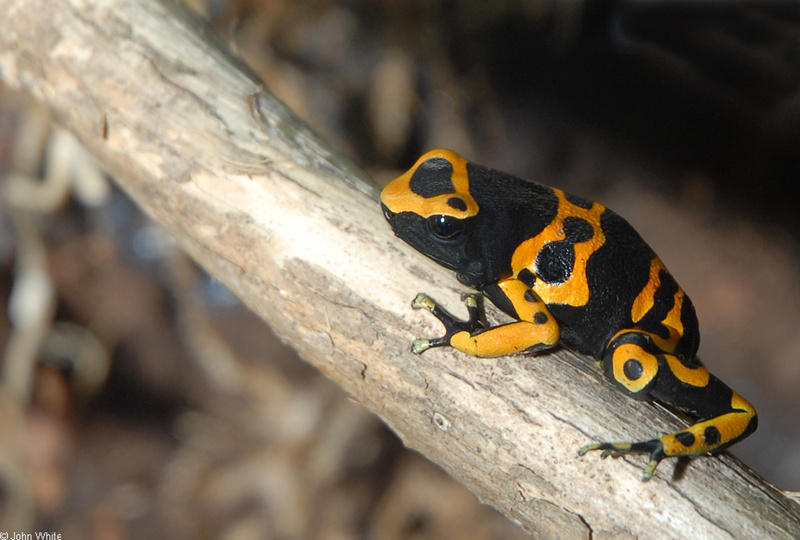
[427,215,464,240]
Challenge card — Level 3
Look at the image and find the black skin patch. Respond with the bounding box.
[533,218,594,286]
[518,268,537,287]
[704,426,721,446]
[536,241,575,284]
[562,216,594,243]
[534,312,549,325]
[675,431,696,447]
[623,359,643,381]
[409,157,455,197]
[636,269,681,342]
[565,193,594,209]
[523,290,538,303]
[483,283,519,319]
[447,197,468,211]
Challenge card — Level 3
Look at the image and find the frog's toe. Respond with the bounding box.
[579,439,666,481]
[411,338,431,355]
[411,293,436,311]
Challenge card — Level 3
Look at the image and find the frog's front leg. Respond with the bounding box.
[411,278,560,358]
[410,292,484,354]
[580,331,758,480]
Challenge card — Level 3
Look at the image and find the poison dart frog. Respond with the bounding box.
[380,149,757,481]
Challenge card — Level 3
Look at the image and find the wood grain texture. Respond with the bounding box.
[1,0,799,538]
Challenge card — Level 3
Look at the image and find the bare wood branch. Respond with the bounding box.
[1,0,798,538]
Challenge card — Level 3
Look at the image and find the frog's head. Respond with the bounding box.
[380,149,488,288]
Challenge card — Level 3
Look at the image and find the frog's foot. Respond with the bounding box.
[410,293,484,354]
[579,439,666,481]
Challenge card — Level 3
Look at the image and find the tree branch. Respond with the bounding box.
[1,0,798,538]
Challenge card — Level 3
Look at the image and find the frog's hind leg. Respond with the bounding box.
[580,331,758,481]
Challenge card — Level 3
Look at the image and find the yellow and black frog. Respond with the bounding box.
[380,148,757,481]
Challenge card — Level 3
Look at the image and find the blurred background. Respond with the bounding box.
[1,0,799,537]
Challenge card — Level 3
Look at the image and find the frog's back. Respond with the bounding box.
[466,163,700,360]
[543,205,701,360]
